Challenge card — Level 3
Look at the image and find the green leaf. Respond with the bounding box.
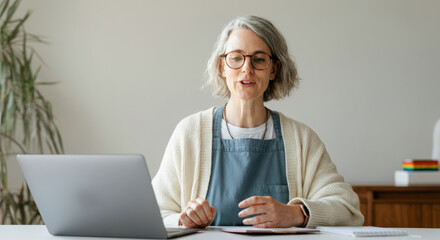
[5,92,15,132]
[7,11,30,42]
[0,148,8,189]
[55,126,64,153]
[0,133,26,153]
[35,81,59,86]
[0,0,10,19]
[4,0,20,27]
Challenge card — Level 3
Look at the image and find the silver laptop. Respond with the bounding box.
[17,154,199,239]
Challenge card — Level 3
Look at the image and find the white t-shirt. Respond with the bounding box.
[221,116,275,140]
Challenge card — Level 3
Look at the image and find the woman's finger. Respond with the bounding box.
[185,207,203,226]
[195,198,213,220]
[187,201,209,224]
[238,204,266,218]
[238,196,269,208]
[242,214,272,226]
[179,212,197,228]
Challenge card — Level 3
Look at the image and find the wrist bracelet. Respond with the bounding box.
[299,204,309,228]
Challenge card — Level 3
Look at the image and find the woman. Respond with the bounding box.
[152,16,364,228]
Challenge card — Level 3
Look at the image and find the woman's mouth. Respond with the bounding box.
[239,80,255,87]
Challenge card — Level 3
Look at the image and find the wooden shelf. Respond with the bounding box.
[353,185,440,228]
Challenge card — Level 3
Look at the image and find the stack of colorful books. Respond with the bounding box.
[402,159,438,171]
[395,159,440,186]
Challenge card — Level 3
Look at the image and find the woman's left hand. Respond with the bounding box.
[238,196,305,228]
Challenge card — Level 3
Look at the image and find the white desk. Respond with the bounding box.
[1,225,439,240]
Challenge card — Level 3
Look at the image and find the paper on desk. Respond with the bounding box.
[316,226,408,237]
[221,226,320,234]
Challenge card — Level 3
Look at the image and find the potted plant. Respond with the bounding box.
[0,0,64,224]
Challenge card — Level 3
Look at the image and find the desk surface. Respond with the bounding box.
[1,225,439,240]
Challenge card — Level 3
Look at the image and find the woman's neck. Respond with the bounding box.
[224,98,267,128]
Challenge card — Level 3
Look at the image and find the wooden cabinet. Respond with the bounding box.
[353,185,440,228]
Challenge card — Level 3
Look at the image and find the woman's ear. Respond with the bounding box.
[220,57,226,78]
[269,61,280,80]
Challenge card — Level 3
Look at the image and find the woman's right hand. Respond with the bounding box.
[179,198,216,228]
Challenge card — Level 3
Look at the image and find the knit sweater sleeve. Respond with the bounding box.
[151,108,214,228]
[151,120,185,227]
[282,117,364,228]
[151,113,203,227]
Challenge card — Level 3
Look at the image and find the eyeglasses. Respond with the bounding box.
[222,51,275,70]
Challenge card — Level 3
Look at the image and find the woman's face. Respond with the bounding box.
[221,28,277,102]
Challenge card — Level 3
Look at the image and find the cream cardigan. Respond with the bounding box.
[152,108,364,228]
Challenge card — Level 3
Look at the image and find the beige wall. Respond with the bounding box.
[8,0,440,190]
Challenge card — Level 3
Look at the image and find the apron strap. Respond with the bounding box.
[269,109,284,141]
[213,106,224,139]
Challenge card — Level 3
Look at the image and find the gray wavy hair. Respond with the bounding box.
[205,16,299,101]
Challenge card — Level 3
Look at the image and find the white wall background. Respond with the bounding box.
[8,0,440,189]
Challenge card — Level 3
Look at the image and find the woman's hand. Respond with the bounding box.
[238,196,305,228]
[179,198,216,228]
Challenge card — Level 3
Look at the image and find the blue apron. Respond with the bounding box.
[206,106,288,226]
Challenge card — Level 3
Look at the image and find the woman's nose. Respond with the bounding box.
[242,56,254,73]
